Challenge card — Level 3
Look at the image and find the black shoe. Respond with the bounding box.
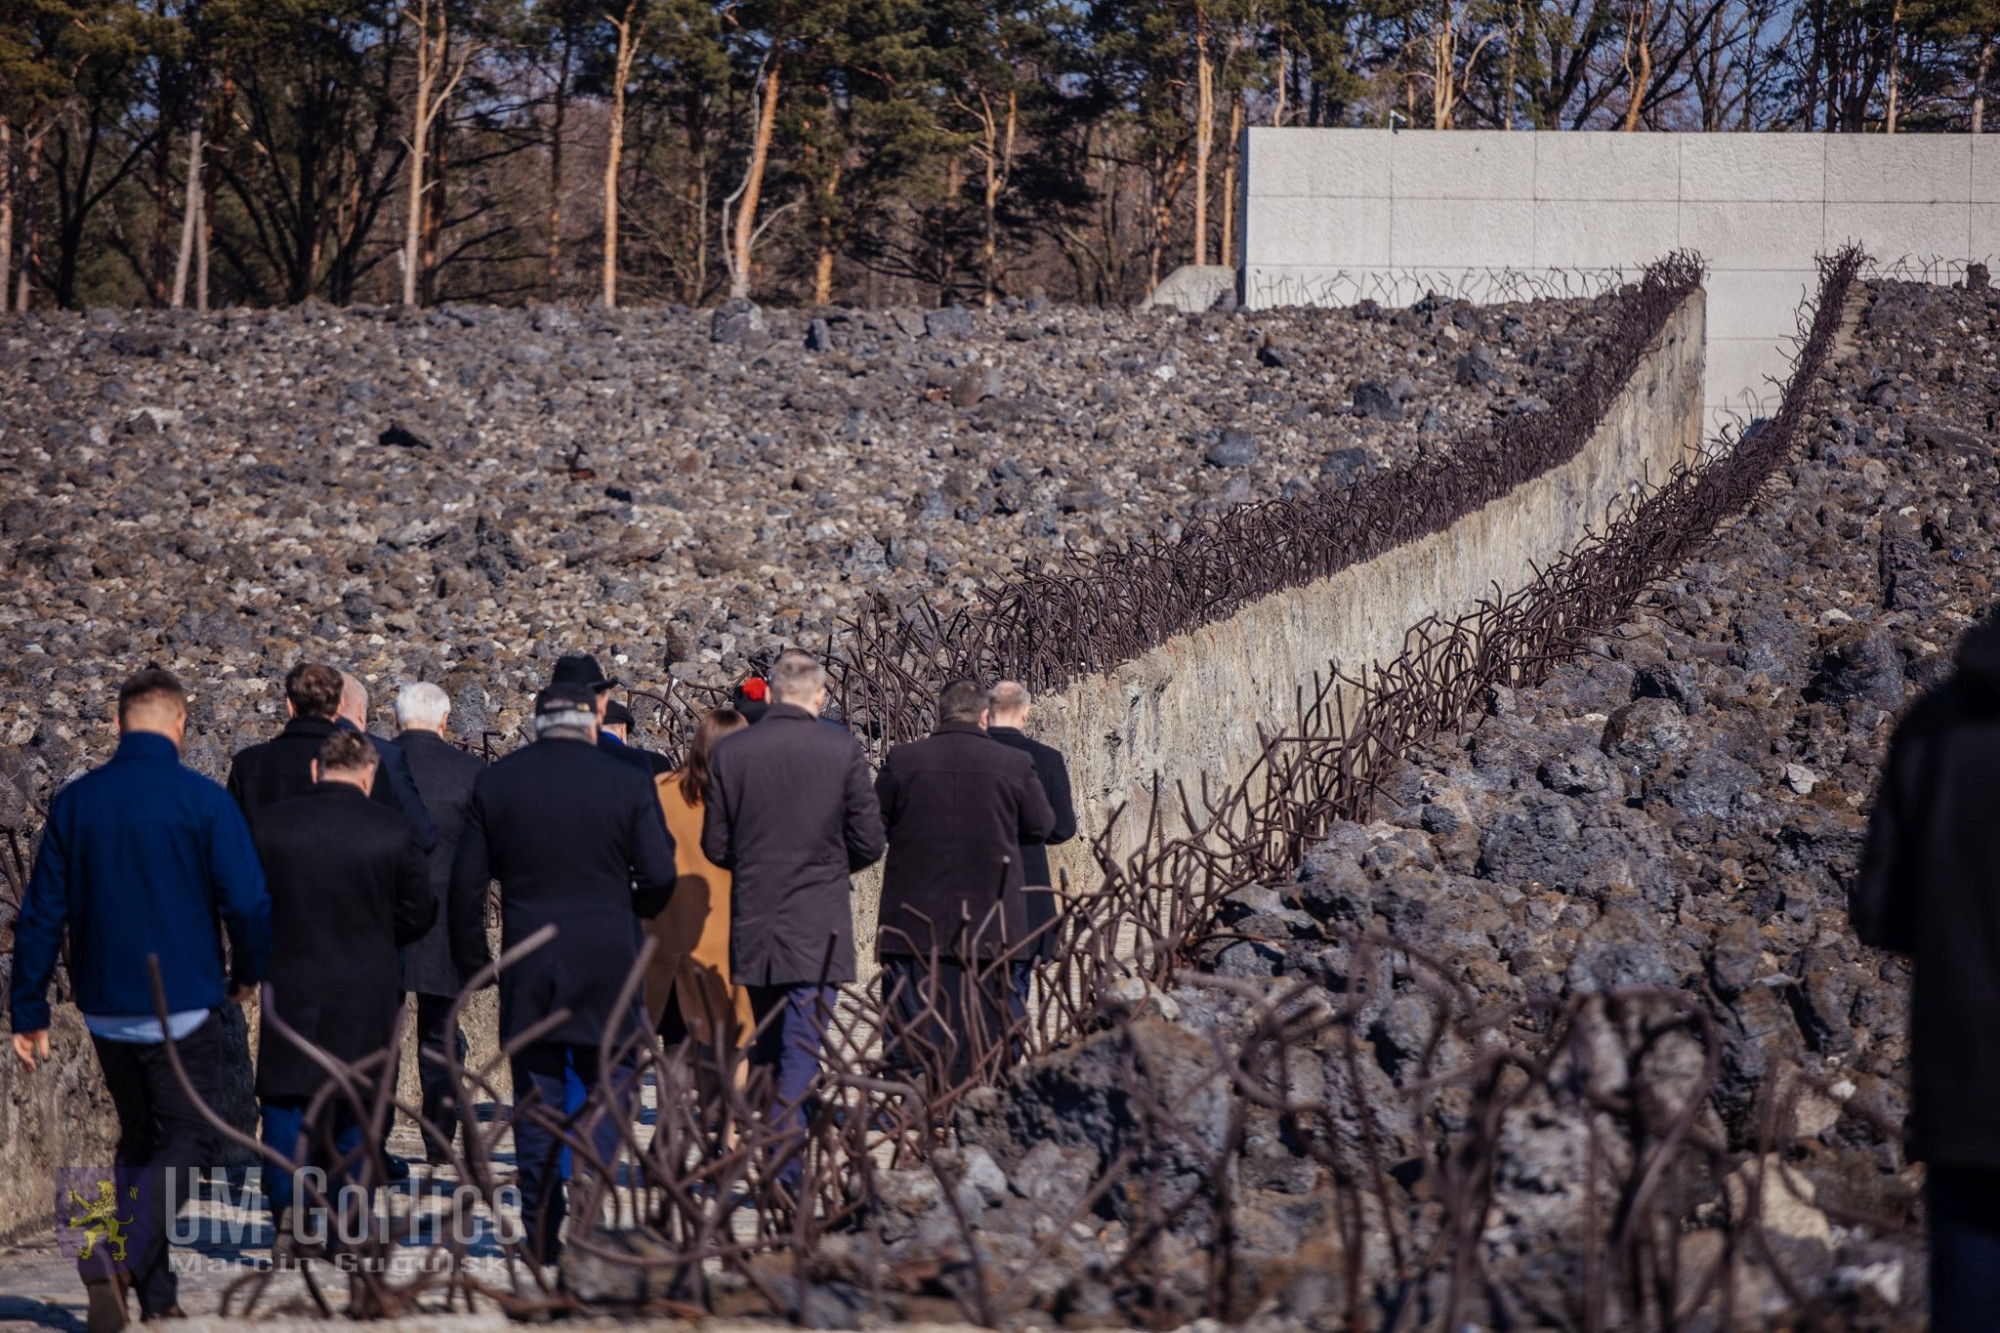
[83,1278,129,1333]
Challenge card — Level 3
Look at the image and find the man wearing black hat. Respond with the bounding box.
[549,653,656,776]
[447,681,676,1263]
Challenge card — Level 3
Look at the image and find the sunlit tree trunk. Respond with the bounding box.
[171,124,202,308]
[402,0,474,307]
[1273,37,1286,126]
[728,52,781,302]
[1193,9,1212,265]
[603,1,644,308]
[1975,27,1994,133]
[0,117,12,311]
[813,159,839,305]
[16,123,44,312]
[1884,0,1903,132]
[1621,0,1654,130]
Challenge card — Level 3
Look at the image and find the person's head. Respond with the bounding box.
[283,662,343,721]
[989,680,1031,729]
[601,699,635,743]
[769,649,827,714]
[337,672,369,731]
[675,707,749,807]
[393,681,451,737]
[731,675,771,724]
[938,678,991,729]
[311,728,378,793]
[549,653,616,720]
[533,683,599,741]
[118,667,187,746]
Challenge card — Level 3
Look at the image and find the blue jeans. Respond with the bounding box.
[1930,1165,2000,1331]
[745,984,835,1187]
[510,1043,637,1261]
[259,1101,364,1218]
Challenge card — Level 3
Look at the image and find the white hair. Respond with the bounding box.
[393,681,451,731]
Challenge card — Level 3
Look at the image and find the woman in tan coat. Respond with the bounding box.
[646,707,754,1049]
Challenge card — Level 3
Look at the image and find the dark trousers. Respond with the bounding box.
[413,992,467,1154]
[745,984,835,1186]
[258,1101,363,1217]
[509,1043,636,1262]
[1930,1164,2000,1331]
[87,1015,223,1316]
[881,956,1022,1088]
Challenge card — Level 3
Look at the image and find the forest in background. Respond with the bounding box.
[0,0,1994,312]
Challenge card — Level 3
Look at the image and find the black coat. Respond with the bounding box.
[987,726,1078,957]
[250,784,434,1102]
[227,717,438,851]
[448,734,676,1046]
[1853,620,2000,1170]
[874,722,1056,960]
[395,730,486,997]
[701,703,886,986]
[598,732,663,775]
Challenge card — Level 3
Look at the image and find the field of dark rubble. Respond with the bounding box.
[0,292,1610,782]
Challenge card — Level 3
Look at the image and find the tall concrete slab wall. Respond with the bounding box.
[1241,128,1997,429]
[1028,287,1705,877]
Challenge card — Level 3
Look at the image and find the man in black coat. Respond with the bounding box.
[986,680,1079,983]
[1852,614,2000,1331]
[874,679,1054,1084]
[338,672,439,852]
[448,683,676,1261]
[250,730,434,1221]
[228,663,435,854]
[548,652,659,776]
[702,649,884,1175]
[391,681,486,1160]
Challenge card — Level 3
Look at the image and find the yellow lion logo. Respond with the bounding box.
[67,1179,130,1263]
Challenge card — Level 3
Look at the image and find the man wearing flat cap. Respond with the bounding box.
[448,681,676,1263]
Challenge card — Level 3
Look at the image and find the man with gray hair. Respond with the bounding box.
[337,672,437,853]
[702,648,885,1183]
[985,681,1078,993]
[449,682,675,1260]
[391,682,486,1159]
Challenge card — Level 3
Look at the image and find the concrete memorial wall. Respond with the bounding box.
[1239,128,1998,428]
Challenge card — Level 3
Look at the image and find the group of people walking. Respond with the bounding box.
[6,648,1074,1329]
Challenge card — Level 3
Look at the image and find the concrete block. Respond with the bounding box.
[1391,197,1536,267]
[1532,199,1679,268]
[1826,135,1971,203]
[1680,200,1826,270]
[1389,131,1536,200]
[1534,131,1679,202]
[1826,201,1971,261]
[1704,269,1819,341]
[1680,135,1824,202]
[1973,204,2000,265]
[1975,138,2000,203]
[1243,194,1392,267]
[1245,127,1392,198]
[1704,335,1800,421]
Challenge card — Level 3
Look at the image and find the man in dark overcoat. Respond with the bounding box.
[701,649,885,1179]
[984,680,1079,993]
[390,680,486,1159]
[448,683,676,1262]
[250,730,434,1221]
[874,679,1054,1085]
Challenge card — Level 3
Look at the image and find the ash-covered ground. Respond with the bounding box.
[0,292,1610,779]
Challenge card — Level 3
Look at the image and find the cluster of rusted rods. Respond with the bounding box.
[28,250,1890,1327]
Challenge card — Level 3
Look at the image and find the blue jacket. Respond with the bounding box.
[8,731,273,1032]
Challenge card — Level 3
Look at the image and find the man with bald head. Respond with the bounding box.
[336,672,437,853]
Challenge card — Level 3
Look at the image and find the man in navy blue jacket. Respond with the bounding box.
[9,667,272,1330]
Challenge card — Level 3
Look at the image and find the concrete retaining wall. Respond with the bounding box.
[1241,128,1997,429]
[1028,285,1705,877]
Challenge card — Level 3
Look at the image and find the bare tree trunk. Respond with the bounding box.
[1431,0,1457,128]
[1273,37,1286,126]
[401,0,472,307]
[422,114,446,303]
[603,2,643,308]
[813,159,839,304]
[171,123,202,307]
[16,124,43,312]
[1193,10,1211,265]
[1221,92,1240,267]
[1884,0,1903,132]
[1504,0,1520,127]
[729,52,781,302]
[0,117,12,311]
[1621,0,1653,130]
[977,87,1017,307]
[1972,25,1992,133]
